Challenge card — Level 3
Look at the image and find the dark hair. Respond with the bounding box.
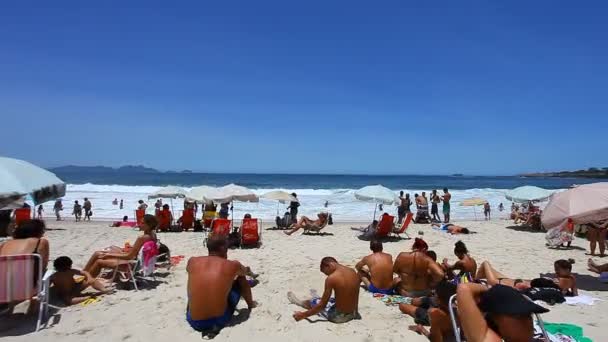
[53,256,73,272]
[13,219,45,239]
[443,188,448,192]
[426,250,437,262]
[320,256,337,268]
[142,214,158,230]
[244,213,252,219]
[414,193,419,197]
[138,200,143,204]
[207,237,228,253]
[461,228,470,234]
[554,259,575,271]
[291,193,297,197]
[412,237,428,252]
[436,279,457,304]
[400,190,404,196]
[162,204,169,209]
[454,241,468,255]
[122,215,128,222]
[370,240,383,253]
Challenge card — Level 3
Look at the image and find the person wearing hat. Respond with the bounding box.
[457,283,548,342]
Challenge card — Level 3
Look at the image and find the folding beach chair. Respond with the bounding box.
[240,218,262,247]
[392,212,413,239]
[204,219,232,245]
[303,220,329,234]
[181,208,194,231]
[109,245,167,291]
[202,211,217,228]
[135,209,145,228]
[0,254,55,331]
[14,208,32,226]
[157,210,171,232]
[375,214,395,239]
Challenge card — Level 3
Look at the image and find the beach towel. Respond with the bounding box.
[372,293,413,305]
[545,226,573,247]
[534,322,593,342]
[142,240,159,274]
[564,294,600,306]
[170,255,185,267]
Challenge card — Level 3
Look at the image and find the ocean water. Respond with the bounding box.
[39,173,602,222]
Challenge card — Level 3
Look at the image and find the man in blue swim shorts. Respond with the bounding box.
[355,240,395,295]
[186,237,256,335]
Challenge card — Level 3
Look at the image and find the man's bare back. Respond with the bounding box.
[359,252,394,290]
[330,265,360,314]
[394,251,444,296]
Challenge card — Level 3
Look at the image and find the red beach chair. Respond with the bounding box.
[392,212,413,239]
[14,208,31,226]
[241,218,261,247]
[375,214,395,238]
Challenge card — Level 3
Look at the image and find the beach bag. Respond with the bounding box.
[524,287,565,305]
[157,243,170,262]
[193,220,203,232]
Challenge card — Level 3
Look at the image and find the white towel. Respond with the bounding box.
[564,294,600,306]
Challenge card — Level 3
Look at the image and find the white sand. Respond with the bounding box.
[2,219,607,341]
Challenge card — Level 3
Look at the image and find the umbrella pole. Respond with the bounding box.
[170,198,174,225]
[276,202,279,217]
[231,201,234,231]
[373,203,377,221]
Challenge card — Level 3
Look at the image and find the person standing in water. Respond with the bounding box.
[37,205,44,219]
[53,199,63,221]
[83,197,92,221]
[442,188,451,223]
[119,199,124,209]
[288,193,300,224]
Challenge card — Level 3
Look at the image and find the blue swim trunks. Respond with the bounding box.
[187,283,241,332]
[368,283,394,295]
[309,297,360,323]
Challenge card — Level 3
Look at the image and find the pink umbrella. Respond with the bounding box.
[541,182,608,230]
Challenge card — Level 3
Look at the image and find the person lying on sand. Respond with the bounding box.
[186,237,256,334]
[355,240,395,294]
[476,260,577,296]
[288,257,361,323]
[442,241,477,282]
[431,222,471,235]
[284,212,328,236]
[458,283,549,342]
[82,214,158,278]
[393,239,445,297]
[588,258,608,274]
[399,280,457,342]
[50,256,114,305]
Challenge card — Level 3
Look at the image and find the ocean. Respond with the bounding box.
[42,172,602,221]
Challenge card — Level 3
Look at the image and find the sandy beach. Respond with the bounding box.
[2,218,607,341]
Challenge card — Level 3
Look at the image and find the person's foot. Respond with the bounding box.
[287,291,304,306]
[283,231,291,236]
[408,325,425,335]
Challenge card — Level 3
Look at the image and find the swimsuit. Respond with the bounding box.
[442,202,450,214]
[309,297,361,323]
[368,283,394,295]
[186,282,241,332]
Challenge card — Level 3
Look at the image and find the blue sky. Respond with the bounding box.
[1,1,606,175]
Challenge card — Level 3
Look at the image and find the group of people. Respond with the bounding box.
[398,188,452,225]
[44,198,93,222]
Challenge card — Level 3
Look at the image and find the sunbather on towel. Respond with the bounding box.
[355,240,395,295]
[288,257,361,323]
[186,237,256,334]
[457,283,548,342]
[284,212,328,236]
[442,241,477,282]
[393,239,445,297]
[431,222,471,235]
[50,256,114,305]
[400,280,457,342]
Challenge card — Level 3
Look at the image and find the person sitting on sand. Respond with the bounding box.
[393,239,445,297]
[400,279,457,342]
[0,220,50,285]
[457,283,549,342]
[288,257,361,323]
[82,214,158,278]
[442,241,477,283]
[50,256,114,305]
[186,237,256,334]
[284,212,329,236]
[355,240,395,294]
[431,222,471,235]
[588,258,608,275]
[475,260,578,296]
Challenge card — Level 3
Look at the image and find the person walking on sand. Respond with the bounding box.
[397,191,407,224]
[442,188,451,223]
[83,197,92,221]
[73,200,82,222]
[430,189,441,222]
[288,257,361,323]
[37,205,44,219]
[53,199,63,221]
[355,240,395,294]
[186,237,256,335]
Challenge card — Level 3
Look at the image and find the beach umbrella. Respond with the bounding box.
[148,186,187,218]
[505,186,554,203]
[354,185,399,220]
[460,198,487,220]
[207,184,259,228]
[541,182,608,230]
[186,185,217,204]
[261,190,298,216]
[0,157,66,209]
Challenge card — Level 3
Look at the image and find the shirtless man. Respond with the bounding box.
[186,238,255,334]
[288,257,361,323]
[431,222,471,235]
[442,188,451,223]
[355,240,395,294]
[393,246,445,297]
[430,189,441,222]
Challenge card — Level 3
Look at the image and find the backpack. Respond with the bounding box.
[157,243,170,262]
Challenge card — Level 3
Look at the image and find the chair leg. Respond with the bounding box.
[128,265,139,291]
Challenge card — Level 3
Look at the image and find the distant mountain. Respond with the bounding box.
[49,165,160,174]
[520,167,608,179]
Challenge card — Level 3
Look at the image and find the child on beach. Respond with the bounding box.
[50,256,114,305]
[73,201,82,222]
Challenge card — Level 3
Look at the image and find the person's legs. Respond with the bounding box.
[358,268,372,290]
[588,259,608,273]
[284,224,303,235]
[599,229,607,257]
[235,276,253,308]
[87,259,120,278]
[399,303,418,317]
[287,292,312,309]
[588,228,599,255]
[476,261,509,286]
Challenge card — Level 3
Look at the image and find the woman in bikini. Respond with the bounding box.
[284,212,328,236]
[82,214,158,277]
[0,219,50,280]
[443,241,477,282]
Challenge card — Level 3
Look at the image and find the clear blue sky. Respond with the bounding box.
[1,1,606,175]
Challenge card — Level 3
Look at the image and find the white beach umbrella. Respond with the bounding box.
[208,184,259,203]
[0,156,66,209]
[505,186,554,203]
[186,185,217,204]
[354,185,399,220]
[148,186,187,199]
[542,182,608,230]
[460,198,487,220]
[261,190,298,216]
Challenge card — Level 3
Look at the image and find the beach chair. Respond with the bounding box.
[0,254,55,331]
[392,212,413,239]
[14,208,32,226]
[157,210,171,232]
[204,219,232,245]
[447,294,549,342]
[303,220,329,235]
[202,211,217,228]
[241,218,261,247]
[181,208,194,231]
[375,214,395,239]
[109,246,165,291]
